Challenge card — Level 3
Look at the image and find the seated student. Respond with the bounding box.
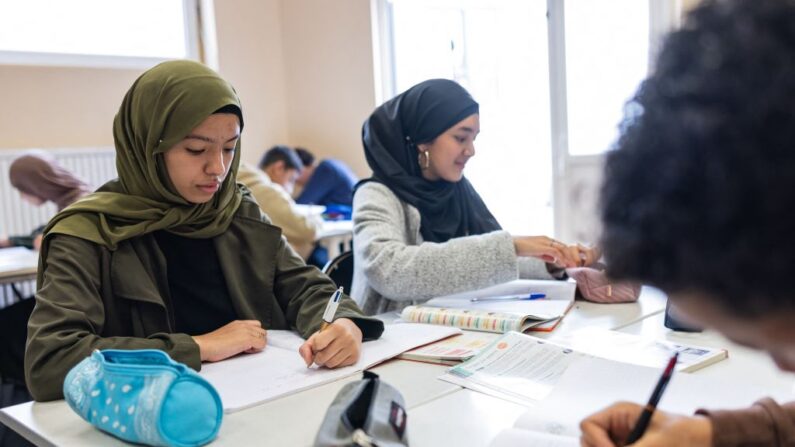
[237,160,322,260]
[0,151,90,250]
[294,147,358,207]
[352,79,598,315]
[0,152,90,388]
[25,60,383,402]
[579,1,795,446]
[257,145,303,195]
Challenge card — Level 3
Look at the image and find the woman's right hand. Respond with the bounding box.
[580,402,712,447]
[513,236,579,268]
[192,320,267,362]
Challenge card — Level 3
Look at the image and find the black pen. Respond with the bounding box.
[625,352,679,444]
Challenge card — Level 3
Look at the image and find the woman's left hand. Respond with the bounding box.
[299,318,363,368]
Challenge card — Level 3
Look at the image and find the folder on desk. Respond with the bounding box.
[401,280,577,333]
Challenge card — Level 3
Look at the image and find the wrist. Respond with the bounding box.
[689,415,713,446]
[192,335,208,361]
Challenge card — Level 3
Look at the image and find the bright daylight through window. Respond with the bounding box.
[0,0,192,66]
[387,0,650,235]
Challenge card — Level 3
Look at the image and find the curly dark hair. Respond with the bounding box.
[600,0,795,316]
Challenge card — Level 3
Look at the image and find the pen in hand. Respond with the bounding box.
[470,293,545,303]
[625,352,679,444]
[319,286,344,332]
[302,286,344,368]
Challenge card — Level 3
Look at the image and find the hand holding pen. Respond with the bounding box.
[624,353,678,443]
[299,287,364,369]
[579,353,713,447]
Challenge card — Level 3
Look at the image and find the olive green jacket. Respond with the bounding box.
[25,197,383,401]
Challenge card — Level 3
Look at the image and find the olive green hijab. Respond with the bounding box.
[40,60,245,272]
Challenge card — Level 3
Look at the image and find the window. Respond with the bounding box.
[0,0,199,68]
[376,0,669,236]
[386,0,553,235]
[563,0,650,156]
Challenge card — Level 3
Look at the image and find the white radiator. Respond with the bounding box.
[0,147,117,304]
[0,147,117,236]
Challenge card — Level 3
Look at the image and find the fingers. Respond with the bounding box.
[299,336,316,367]
[577,244,599,267]
[195,320,268,362]
[580,418,620,447]
[579,402,642,447]
[303,322,362,368]
[318,342,354,368]
[562,244,582,267]
[237,320,264,327]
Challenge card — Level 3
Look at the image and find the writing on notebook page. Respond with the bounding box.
[200,323,459,412]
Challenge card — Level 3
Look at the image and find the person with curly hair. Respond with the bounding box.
[580,0,795,445]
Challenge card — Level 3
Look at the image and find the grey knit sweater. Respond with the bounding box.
[351,182,553,315]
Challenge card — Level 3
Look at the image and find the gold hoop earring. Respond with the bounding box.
[418,150,430,170]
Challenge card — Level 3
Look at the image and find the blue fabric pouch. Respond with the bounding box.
[63,349,223,447]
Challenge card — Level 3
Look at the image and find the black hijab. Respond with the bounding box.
[360,79,501,243]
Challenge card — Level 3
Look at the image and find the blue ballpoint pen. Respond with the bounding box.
[470,293,546,302]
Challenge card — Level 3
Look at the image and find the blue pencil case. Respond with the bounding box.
[63,349,223,447]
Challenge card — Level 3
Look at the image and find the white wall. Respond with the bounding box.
[0,66,139,150]
[281,0,377,177]
[212,0,290,167]
[0,0,378,178]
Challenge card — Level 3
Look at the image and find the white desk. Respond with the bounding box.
[293,204,354,260]
[316,220,353,260]
[3,287,789,447]
[0,246,38,285]
[0,359,455,447]
[407,308,795,446]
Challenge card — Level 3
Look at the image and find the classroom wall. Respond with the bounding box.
[280,0,377,177]
[211,0,290,167]
[0,0,378,178]
[0,66,138,150]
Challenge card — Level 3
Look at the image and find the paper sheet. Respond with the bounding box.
[444,333,586,402]
[548,327,728,372]
[426,279,576,317]
[490,428,578,447]
[200,323,460,412]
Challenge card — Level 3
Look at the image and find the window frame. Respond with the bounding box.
[0,0,201,69]
[372,0,680,239]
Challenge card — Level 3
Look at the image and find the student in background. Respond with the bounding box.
[0,151,90,250]
[257,145,303,195]
[352,79,598,315]
[0,153,90,389]
[580,1,795,445]
[294,147,358,207]
[25,60,383,402]
[238,150,322,260]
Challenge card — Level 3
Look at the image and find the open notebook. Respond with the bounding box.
[489,407,579,447]
[200,323,459,412]
[401,279,577,333]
